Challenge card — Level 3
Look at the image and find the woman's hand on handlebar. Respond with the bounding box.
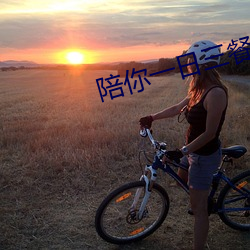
[139,115,153,129]
[166,149,184,163]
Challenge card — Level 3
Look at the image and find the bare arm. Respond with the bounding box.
[184,88,227,154]
[151,97,189,120]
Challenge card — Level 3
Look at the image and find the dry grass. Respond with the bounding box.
[0,69,249,249]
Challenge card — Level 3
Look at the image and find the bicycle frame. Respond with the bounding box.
[151,155,189,193]
[135,128,250,218]
[139,128,190,193]
[95,128,249,245]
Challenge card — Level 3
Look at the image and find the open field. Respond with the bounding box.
[0,69,249,249]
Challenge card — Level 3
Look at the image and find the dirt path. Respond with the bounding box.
[222,75,250,86]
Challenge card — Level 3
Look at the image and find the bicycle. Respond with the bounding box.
[95,128,250,244]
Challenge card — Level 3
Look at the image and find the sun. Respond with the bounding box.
[66,51,84,64]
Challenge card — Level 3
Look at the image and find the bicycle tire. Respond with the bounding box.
[95,180,170,244]
[217,170,250,231]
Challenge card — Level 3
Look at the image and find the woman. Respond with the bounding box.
[139,40,228,250]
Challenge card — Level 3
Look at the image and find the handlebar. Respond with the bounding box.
[140,128,155,146]
[140,128,167,151]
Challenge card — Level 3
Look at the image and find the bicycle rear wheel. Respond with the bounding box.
[95,180,169,244]
[217,170,250,231]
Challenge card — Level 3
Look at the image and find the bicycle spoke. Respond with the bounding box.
[224,195,247,205]
[219,172,250,230]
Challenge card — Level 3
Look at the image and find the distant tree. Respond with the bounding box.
[182,49,188,55]
[218,45,250,75]
[117,61,144,77]
[157,58,175,75]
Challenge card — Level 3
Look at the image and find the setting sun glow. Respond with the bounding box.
[66,51,84,64]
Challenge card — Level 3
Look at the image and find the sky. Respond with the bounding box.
[0,0,249,64]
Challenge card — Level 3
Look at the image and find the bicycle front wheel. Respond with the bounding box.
[95,181,169,244]
[217,170,250,231]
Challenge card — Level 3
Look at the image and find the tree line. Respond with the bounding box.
[117,45,250,77]
[1,45,249,75]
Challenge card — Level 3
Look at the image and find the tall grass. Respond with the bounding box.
[0,69,249,249]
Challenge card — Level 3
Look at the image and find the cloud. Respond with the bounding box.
[0,15,60,48]
[189,3,230,13]
[0,0,249,52]
[0,0,23,7]
[190,31,249,43]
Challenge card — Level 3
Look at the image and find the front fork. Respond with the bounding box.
[130,165,157,220]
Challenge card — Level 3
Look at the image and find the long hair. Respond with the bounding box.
[188,62,228,107]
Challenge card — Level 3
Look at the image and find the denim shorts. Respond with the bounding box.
[180,148,222,190]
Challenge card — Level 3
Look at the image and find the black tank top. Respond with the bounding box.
[185,86,227,155]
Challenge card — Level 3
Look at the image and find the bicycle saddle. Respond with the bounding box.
[222,145,247,158]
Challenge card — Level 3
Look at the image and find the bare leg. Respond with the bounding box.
[190,188,209,250]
